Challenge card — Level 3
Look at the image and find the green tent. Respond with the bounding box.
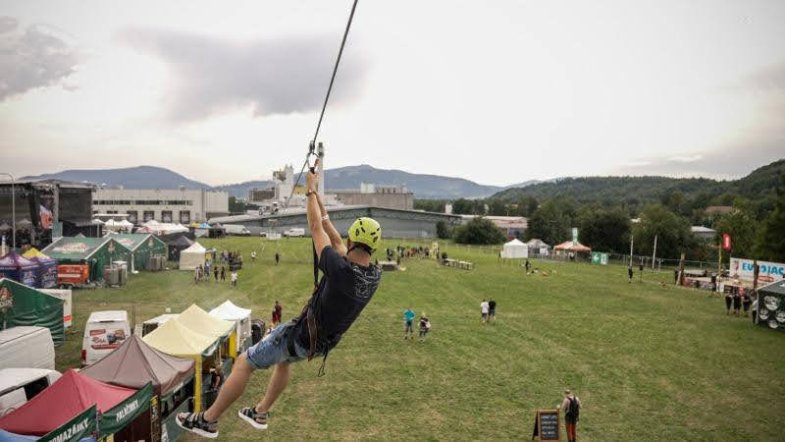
[112,233,168,272]
[0,278,65,346]
[42,237,132,282]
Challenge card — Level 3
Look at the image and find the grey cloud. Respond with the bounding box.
[745,60,785,92]
[614,136,784,179]
[0,16,18,34]
[0,21,81,101]
[117,28,366,121]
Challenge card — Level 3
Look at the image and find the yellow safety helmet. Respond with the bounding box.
[348,217,381,253]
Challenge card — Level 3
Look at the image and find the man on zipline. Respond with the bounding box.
[177,162,382,438]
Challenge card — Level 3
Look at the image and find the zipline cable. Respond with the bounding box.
[284,0,359,210]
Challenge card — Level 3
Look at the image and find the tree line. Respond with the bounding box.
[418,161,785,262]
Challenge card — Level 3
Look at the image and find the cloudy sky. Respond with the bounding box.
[1,0,784,186]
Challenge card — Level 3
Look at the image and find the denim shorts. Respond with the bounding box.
[245,323,308,369]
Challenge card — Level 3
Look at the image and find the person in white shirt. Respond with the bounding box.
[480,299,490,324]
[231,271,238,287]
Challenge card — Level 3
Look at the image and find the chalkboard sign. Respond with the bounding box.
[531,409,560,441]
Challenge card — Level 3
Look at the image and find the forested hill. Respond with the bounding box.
[492,159,785,210]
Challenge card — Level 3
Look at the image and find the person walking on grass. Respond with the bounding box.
[176,160,382,438]
[272,301,283,326]
[403,306,416,340]
[275,252,280,265]
[561,389,581,442]
[481,299,490,324]
[220,266,226,282]
[230,271,238,287]
[213,266,219,282]
[488,299,497,322]
[418,313,431,341]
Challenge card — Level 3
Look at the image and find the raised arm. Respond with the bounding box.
[306,164,330,259]
[314,192,348,256]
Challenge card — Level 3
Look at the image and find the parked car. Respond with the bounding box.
[0,368,61,417]
[283,228,306,237]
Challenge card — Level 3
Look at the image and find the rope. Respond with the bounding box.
[283,0,359,209]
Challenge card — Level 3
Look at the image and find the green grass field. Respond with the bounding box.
[56,237,785,441]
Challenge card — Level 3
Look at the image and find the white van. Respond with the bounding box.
[82,310,130,366]
[0,326,56,371]
[224,224,252,236]
[283,227,306,237]
[0,368,61,417]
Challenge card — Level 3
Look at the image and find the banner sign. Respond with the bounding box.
[722,233,732,251]
[730,258,785,284]
[99,383,153,437]
[42,289,73,328]
[39,405,97,442]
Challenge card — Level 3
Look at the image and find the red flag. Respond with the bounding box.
[722,233,732,251]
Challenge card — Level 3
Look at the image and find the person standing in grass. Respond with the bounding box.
[561,389,581,442]
[213,266,219,282]
[480,299,490,324]
[627,266,633,283]
[275,252,280,265]
[742,289,752,317]
[418,313,431,341]
[724,289,733,315]
[231,271,238,287]
[220,266,226,282]
[733,288,742,316]
[403,307,416,340]
[488,299,497,322]
[176,161,382,438]
[272,301,283,326]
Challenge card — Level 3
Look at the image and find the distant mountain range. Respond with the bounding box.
[23,165,521,199]
[22,166,212,190]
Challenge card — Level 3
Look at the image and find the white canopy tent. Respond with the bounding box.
[501,238,528,259]
[209,300,253,352]
[179,242,207,271]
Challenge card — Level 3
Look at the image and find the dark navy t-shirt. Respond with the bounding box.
[295,246,381,352]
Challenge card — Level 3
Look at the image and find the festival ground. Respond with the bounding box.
[55,237,785,441]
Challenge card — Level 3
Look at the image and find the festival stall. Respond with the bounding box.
[756,280,785,332]
[81,335,195,441]
[21,248,58,289]
[501,238,529,259]
[0,370,152,440]
[0,252,38,288]
[178,242,207,271]
[165,235,193,261]
[209,300,253,353]
[0,279,64,346]
[142,319,218,413]
[112,233,168,272]
[42,237,132,284]
[553,241,592,259]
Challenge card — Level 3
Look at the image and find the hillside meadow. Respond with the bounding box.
[55,237,785,441]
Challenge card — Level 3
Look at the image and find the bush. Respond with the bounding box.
[436,221,452,239]
[453,217,506,245]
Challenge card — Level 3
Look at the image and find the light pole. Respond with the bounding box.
[0,173,15,250]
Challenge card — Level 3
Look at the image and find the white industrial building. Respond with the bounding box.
[93,187,229,224]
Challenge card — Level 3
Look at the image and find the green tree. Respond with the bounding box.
[632,204,691,259]
[577,207,631,253]
[756,174,785,261]
[487,199,507,216]
[452,198,485,215]
[453,217,506,245]
[526,199,572,245]
[436,220,452,239]
[712,209,759,259]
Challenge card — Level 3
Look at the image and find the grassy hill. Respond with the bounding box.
[56,237,785,440]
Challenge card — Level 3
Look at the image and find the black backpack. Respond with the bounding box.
[566,396,580,420]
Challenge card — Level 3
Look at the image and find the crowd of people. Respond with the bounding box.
[724,286,753,317]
